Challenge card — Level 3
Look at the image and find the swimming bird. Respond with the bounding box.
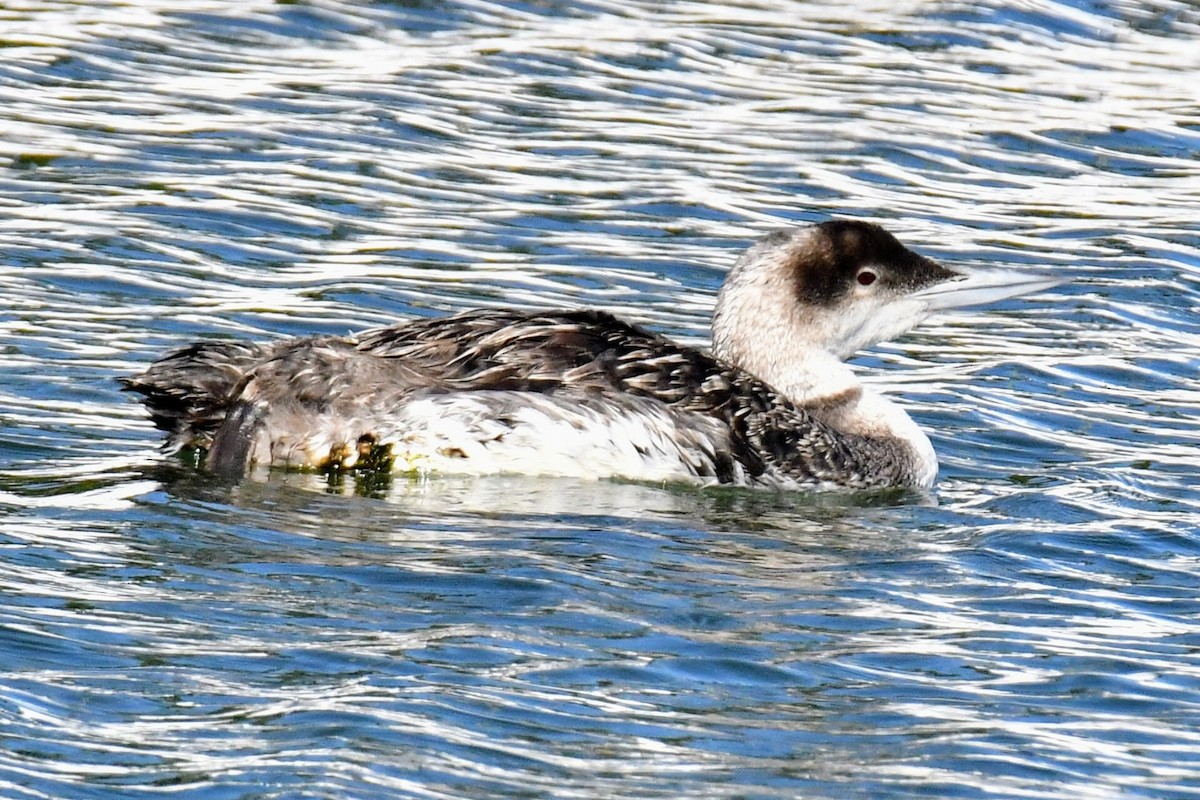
[122,220,1059,489]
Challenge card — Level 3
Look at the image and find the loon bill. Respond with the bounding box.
[122,220,1060,490]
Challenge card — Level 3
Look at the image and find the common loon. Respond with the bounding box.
[122,220,1059,490]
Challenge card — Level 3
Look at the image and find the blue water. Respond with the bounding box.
[2,1,1200,797]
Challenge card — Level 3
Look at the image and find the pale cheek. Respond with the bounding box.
[835,299,928,357]
[860,308,919,342]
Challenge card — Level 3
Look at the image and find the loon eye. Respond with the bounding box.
[857,269,877,287]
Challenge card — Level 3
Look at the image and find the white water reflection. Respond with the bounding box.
[2,0,1200,798]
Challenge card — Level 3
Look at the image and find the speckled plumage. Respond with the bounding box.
[124,307,917,488]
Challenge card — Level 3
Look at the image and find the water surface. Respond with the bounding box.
[2,1,1200,797]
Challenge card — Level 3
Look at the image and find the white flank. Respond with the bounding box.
[368,391,741,484]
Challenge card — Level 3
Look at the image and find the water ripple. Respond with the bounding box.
[2,0,1200,797]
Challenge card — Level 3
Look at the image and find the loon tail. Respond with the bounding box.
[119,341,268,454]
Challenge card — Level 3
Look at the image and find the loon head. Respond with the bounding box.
[712,220,1060,401]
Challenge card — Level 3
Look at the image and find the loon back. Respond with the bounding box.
[122,307,919,488]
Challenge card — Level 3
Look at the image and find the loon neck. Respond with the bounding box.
[711,275,938,486]
[710,260,862,408]
[768,347,860,408]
